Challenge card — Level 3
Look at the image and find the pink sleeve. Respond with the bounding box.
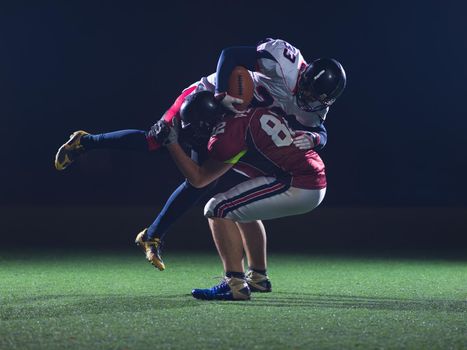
[162,85,197,123]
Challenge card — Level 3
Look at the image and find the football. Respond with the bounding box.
[228,66,254,110]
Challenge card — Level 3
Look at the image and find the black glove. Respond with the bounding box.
[148,118,179,146]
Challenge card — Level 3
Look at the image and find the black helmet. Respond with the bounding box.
[296,58,346,112]
[180,90,222,139]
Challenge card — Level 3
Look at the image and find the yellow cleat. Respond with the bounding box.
[54,130,89,171]
[246,269,272,293]
[135,228,165,271]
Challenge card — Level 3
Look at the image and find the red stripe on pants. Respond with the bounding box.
[217,182,285,218]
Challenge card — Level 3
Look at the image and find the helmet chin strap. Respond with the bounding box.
[296,94,327,113]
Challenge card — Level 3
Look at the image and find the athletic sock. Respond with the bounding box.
[225,271,245,279]
[249,267,267,275]
[80,130,149,151]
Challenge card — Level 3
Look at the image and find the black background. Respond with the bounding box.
[1,1,466,251]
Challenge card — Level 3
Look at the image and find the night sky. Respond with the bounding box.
[1,1,466,210]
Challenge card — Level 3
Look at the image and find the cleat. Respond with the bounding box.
[135,228,165,271]
[55,130,89,170]
[192,277,251,301]
[246,270,272,293]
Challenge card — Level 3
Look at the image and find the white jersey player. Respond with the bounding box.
[254,39,329,127]
[189,39,346,128]
[187,38,346,150]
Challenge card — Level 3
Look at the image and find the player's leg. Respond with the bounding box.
[55,85,197,171]
[236,220,272,293]
[204,177,326,222]
[80,130,151,151]
[237,220,266,270]
[135,178,218,270]
[209,218,245,273]
[191,217,250,301]
[143,167,247,240]
[55,129,151,170]
[135,149,247,270]
[203,176,326,294]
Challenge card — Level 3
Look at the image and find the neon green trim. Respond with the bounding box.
[224,149,247,164]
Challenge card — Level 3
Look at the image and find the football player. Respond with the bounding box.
[159,101,327,300]
[55,38,345,290]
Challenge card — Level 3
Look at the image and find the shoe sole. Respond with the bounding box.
[247,283,272,293]
[192,292,250,301]
[249,286,272,293]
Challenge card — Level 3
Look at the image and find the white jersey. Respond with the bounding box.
[191,39,328,128]
[254,39,328,127]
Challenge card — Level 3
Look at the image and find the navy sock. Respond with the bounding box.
[80,130,149,151]
[225,271,245,279]
[249,267,267,275]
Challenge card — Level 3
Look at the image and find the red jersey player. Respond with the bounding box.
[162,106,327,300]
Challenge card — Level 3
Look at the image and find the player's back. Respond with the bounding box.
[240,108,326,189]
[253,38,328,127]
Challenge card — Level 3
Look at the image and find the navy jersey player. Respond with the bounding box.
[54,38,345,281]
[160,106,327,300]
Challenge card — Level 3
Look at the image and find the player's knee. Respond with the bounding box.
[204,196,223,219]
[204,198,215,218]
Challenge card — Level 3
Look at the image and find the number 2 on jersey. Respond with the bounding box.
[260,114,293,147]
[283,42,297,63]
[211,122,226,136]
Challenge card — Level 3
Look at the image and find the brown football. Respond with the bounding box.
[227,66,254,110]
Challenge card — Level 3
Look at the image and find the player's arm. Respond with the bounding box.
[284,114,328,151]
[293,123,328,151]
[215,45,275,112]
[161,107,246,187]
[166,143,233,188]
[308,123,328,151]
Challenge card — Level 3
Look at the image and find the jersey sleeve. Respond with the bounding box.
[294,105,329,128]
[256,39,306,91]
[207,117,248,164]
[284,113,328,150]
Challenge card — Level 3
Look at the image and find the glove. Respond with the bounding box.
[215,92,243,113]
[149,118,180,146]
[293,132,317,150]
[163,118,180,146]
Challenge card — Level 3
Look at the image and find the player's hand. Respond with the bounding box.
[293,132,316,150]
[215,92,243,113]
[163,118,180,146]
[149,118,179,146]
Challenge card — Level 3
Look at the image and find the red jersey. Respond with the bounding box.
[207,108,326,189]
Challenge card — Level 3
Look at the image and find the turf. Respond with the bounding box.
[0,251,466,349]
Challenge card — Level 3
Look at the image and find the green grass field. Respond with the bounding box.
[0,251,466,349]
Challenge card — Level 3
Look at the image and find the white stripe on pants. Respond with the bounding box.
[204,176,326,223]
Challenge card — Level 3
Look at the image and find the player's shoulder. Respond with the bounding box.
[255,38,306,91]
[257,38,303,63]
[211,112,250,140]
[213,109,269,140]
[257,38,298,53]
[208,113,249,162]
[244,107,286,127]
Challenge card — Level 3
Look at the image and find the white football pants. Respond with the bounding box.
[204,176,326,223]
